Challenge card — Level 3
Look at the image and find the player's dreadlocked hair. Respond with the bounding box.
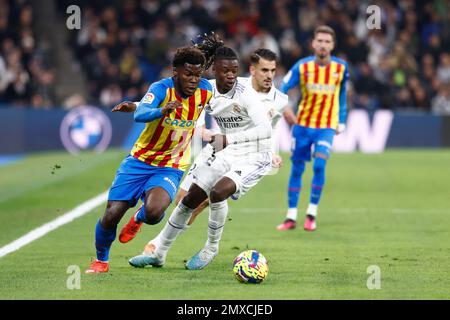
[172,46,206,68]
[214,46,239,62]
[192,31,234,70]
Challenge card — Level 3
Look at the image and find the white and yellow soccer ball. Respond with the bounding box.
[232,250,269,284]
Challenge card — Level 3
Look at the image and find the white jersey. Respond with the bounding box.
[206,77,272,156]
[180,78,289,193]
[241,77,289,152]
[244,77,289,129]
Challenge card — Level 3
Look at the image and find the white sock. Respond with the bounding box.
[306,204,318,218]
[156,202,194,257]
[149,225,191,248]
[286,208,298,221]
[205,200,228,253]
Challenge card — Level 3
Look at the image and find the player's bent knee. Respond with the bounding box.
[210,177,236,203]
[210,187,229,203]
[143,204,166,225]
[100,214,118,229]
[102,202,128,228]
[182,185,208,209]
[315,152,329,160]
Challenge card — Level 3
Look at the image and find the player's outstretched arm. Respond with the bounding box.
[111,101,138,113]
[272,153,283,168]
[209,134,227,151]
[161,101,182,115]
[337,63,349,135]
[283,107,297,125]
[280,61,301,95]
[133,81,175,123]
[134,100,181,122]
[201,126,214,142]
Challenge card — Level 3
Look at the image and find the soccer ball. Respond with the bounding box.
[232,250,269,284]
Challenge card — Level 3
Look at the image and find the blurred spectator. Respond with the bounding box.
[0,0,55,107]
[395,87,414,108]
[54,0,450,111]
[437,53,450,84]
[100,83,122,107]
[1,0,449,112]
[432,83,450,115]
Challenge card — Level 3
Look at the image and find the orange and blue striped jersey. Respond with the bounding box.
[131,77,213,171]
[281,56,349,129]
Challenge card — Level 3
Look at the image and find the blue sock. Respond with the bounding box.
[310,157,327,205]
[288,160,306,208]
[95,220,117,262]
[135,205,148,223]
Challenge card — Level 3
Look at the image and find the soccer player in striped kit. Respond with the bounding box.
[276,25,349,232]
[127,42,277,270]
[85,47,213,273]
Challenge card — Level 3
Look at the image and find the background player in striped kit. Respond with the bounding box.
[85,46,213,273]
[277,25,349,232]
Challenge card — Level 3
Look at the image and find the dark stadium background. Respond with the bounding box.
[1,0,449,156]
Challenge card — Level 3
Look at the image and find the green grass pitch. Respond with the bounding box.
[0,149,449,299]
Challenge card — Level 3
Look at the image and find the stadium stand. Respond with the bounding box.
[1,0,449,113]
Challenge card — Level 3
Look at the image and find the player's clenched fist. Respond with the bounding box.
[161,101,182,115]
[209,134,228,151]
[111,101,137,113]
[272,154,283,168]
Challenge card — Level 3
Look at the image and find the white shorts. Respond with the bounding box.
[180,158,198,191]
[192,145,272,200]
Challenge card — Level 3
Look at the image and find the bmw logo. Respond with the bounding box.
[60,106,112,155]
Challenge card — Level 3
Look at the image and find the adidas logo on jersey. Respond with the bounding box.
[234,171,242,176]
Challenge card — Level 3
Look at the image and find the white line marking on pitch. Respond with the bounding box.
[0,191,108,259]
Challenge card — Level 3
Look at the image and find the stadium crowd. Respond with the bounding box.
[0,0,56,108]
[1,0,449,114]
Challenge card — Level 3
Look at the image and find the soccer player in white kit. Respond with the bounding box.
[129,46,290,270]
[173,48,292,226]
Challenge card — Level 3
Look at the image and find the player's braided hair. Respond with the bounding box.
[192,31,225,70]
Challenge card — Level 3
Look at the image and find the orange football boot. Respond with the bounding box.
[119,205,143,243]
[85,260,109,273]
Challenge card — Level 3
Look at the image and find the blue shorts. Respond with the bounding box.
[291,125,336,162]
[108,155,184,207]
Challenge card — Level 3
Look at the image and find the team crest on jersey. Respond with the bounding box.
[142,93,155,104]
[333,72,339,78]
[232,103,241,113]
